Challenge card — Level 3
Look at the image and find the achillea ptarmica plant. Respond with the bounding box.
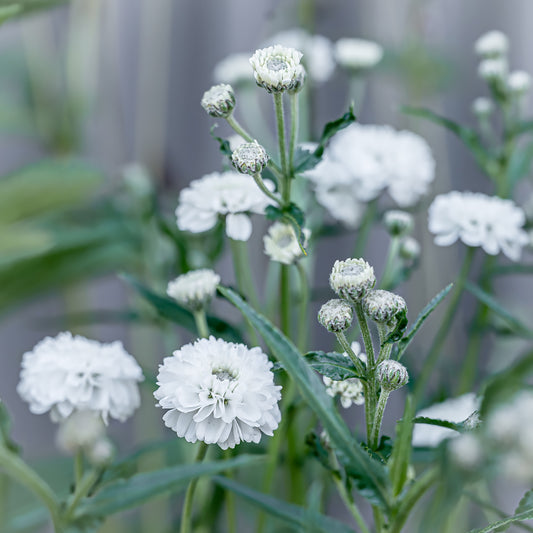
[231,141,269,175]
[200,83,235,118]
[329,258,376,303]
[166,268,220,311]
[377,360,409,391]
[362,289,407,325]
[318,299,353,333]
[249,45,304,93]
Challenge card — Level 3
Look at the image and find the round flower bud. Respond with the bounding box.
[167,269,220,311]
[231,141,269,175]
[362,290,407,325]
[56,410,105,455]
[399,237,420,262]
[249,45,304,93]
[329,258,376,303]
[383,210,413,237]
[201,84,235,118]
[87,437,114,466]
[474,30,509,58]
[471,97,494,116]
[478,58,507,82]
[508,70,531,95]
[377,360,409,391]
[264,222,309,265]
[288,64,306,94]
[318,299,353,333]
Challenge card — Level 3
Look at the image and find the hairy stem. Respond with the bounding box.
[296,261,309,352]
[193,309,209,339]
[370,389,390,450]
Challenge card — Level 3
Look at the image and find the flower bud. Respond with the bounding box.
[264,222,309,265]
[508,70,531,95]
[377,360,409,391]
[334,38,383,70]
[399,237,420,262]
[201,84,235,118]
[362,290,406,325]
[383,210,413,237]
[474,31,509,58]
[472,97,494,116]
[231,141,269,175]
[56,410,105,455]
[478,58,507,82]
[167,269,220,311]
[318,299,353,333]
[329,258,375,303]
[87,437,114,466]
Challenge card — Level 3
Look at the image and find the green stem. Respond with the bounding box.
[280,264,291,337]
[224,449,237,533]
[289,92,299,175]
[180,442,209,533]
[252,172,282,206]
[370,389,390,450]
[74,450,84,486]
[380,237,401,290]
[63,469,100,522]
[376,323,394,365]
[413,247,476,405]
[335,331,366,376]
[273,93,290,203]
[193,309,209,339]
[353,200,378,258]
[0,447,62,532]
[296,261,309,353]
[355,302,375,367]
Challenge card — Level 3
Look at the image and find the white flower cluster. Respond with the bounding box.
[428,191,529,261]
[263,222,309,265]
[176,171,275,242]
[154,337,281,450]
[17,332,143,423]
[303,124,435,226]
[167,269,220,310]
[334,38,383,71]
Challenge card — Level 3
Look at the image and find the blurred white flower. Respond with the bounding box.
[471,97,494,116]
[18,332,143,423]
[263,222,309,265]
[508,70,531,94]
[56,410,105,455]
[399,236,421,262]
[474,30,509,58]
[213,53,253,86]
[265,29,335,83]
[428,191,529,261]
[412,393,479,447]
[334,38,383,70]
[154,337,281,450]
[176,171,275,241]
[167,269,220,310]
[478,58,507,81]
[448,433,484,470]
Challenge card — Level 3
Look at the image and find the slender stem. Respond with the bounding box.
[180,442,209,533]
[0,447,62,532]
[74,450,84,486]
[370,389,390,450]
[353,200,378,258]
[280,264,291,337]
[193,309,209,339]
[413,247,476,405]
[289,92,299,175]
[223,449,237,533]
[376,323,394,364]
[380,237,401,290]
[63,469,100,522]
[252,172,282,206]
[335,331,366,376]
[296,261,309,353]
[355,302,375,366]
[273,93,290,203]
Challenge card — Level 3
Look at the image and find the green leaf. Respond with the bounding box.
[218,285,391,509]
[303,351,363,381]
[214,476,354,533]
[396,284,453,360]
[389,396,415,496]
[517,490,533,515]
[209,124,233,158]
[507,141,533,184]
[412,417,462,432]
[0,402,19,453]
[121,275,243,343]
[464,281,533,338]
[488,264,533,277]
[383,307,409,345]
[467,507,533,533]
[76,454,263,518]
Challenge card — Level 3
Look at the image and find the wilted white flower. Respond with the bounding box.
[17,332,143,423]
[176,172,275,241]
[471,97,494,116]
[318,299,353,333]
[508,70,531,94]
[478,58,507,81]
[330,258,376,303]
[213,53,253,86]
[201,84,235,118]
[428,191,529,261]
[383,210,413,237]
[249,45,304,93]
[154,337,281,450]
[474,30,509,58]
[265,29,335,83]
[167,269,220,310]
[412,393,479,447]
[334,38,383,70]
[56,410,105,455]
[231,141,269,175]
[263,222,309,265]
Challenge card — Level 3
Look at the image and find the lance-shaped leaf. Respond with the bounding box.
[467,507,533,533]
[303,351,364,381]
[389,396,415,496]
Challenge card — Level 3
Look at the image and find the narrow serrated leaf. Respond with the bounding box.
[467,507,533,533]
[303,351,363,381]
[412,417,462,432]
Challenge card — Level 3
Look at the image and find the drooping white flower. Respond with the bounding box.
[176,172,275,241]
[17,332,143,423]
[474,30,509,58]
[265,29,335,83]
[334,38,383,70]
[428,191,529,261]
[508,70,531,94]
[167,269,220,310]
[213,53,254,86]
[154,337,281,450]
[412,393,480,447]
[263,222,309,265]
[249,45,304,93]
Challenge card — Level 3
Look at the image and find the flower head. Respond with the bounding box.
[362,289,407,325]
[263,222,309,265]
[329,258,376,303]
[176,172,275,241]
[334,38,383,70]
[231,141,269,175]
[383,210,413,237]
[474,30,509,58]
[213,53,253,86]
[200,84,235,118]
[318,299,353,333]
[56,410,105,454]
[478,58,507,81]
[377,360,409,391]
[428,191,529,261]
[17,332,143,423]
[154,337,281,449]
[167,269,220,311]
[399,236,421,262]
[472,97,494,116]
[249,45,304,93]
[508,70,531,95]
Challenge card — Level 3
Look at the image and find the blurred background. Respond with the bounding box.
[1,0,532,530]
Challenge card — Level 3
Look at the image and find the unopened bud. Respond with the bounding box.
[383,210,413,237]
[231,141,269,175]
[362,290,406,325]
[318,299,353,333]
[329,258,376,303]
[201,84,235,118]
[377,360,409,391]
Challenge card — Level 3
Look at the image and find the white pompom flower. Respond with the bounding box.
[17,332,143,423]
[428,191,529,261]
[334,38,383,70]
[213,53,254,86]
[474,30,509,58]
[154,337,282,450]
[176,171,275,241]
[263,222,310,265]
[167,269,220,311]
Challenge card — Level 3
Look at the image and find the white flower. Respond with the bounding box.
[478,58,507,81]
[213,53,253,86]
[428,191,529,261]
[448,433,483,470]
[154,337,281,450]
[508,70,531,94]
[200,84,235,118]
[383,210,413,237]
[334,38,383,70]
[17,332,143,423]
[167,269,220,310]
[399,236,421,262]
[249,45,304,93]
[412,393,479,447]
[263,222,309,265]
[330,257,376,303]
[176,171,275,241]
[474,30,509,58]
[228,134,246,152]
[471,97,494,116]
[265,29,335,83]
